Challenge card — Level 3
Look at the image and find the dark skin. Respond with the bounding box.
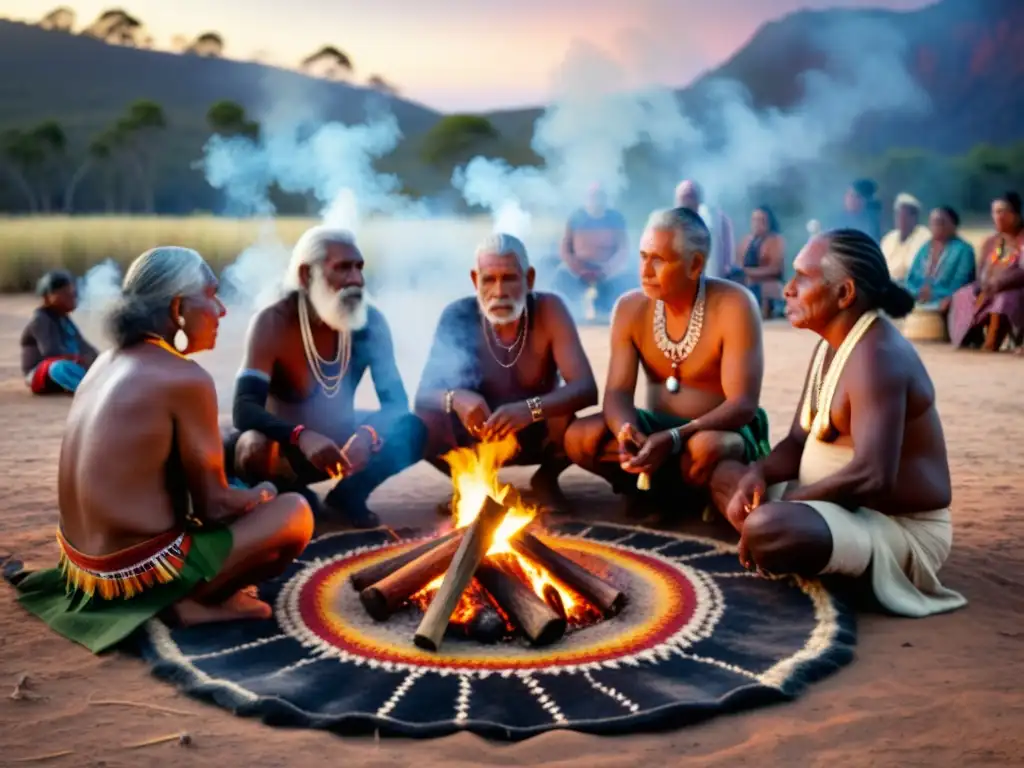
[59,279,313,625]
[42,283,99,368]
[894,204,919,241]
[975,199,1024,351]
[916,208,958,308]
[710,236,952,575]
[739,210,785,282]
[414,252,598,506]
[564,226,764,493]
[233,243,386,484]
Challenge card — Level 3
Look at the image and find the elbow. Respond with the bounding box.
[579,377,599,408]
[728,395,759,426]
[855,463,897,497]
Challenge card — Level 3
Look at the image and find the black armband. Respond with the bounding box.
[233,372,298,445]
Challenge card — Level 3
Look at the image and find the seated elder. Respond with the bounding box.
[415,233,598,511]
[714,229,966,618]
[13,246,313,654]
[948,191,1024,351]
[880,193,931,283]
[730,205,786,318]
[226,226,426,529]
[564,207,770,514]
[902,206,976,311]
[552,183,633,321]
[20,269,99,394]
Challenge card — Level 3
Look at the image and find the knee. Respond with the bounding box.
[681,431,742,484]
[564,416,605,467]
[544,414,573,448]
[234,431,277,480]
[742,505,797,568]
[277,492,315,553]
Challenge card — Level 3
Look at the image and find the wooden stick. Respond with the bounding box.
[349,529,460,592]
[542,583,567,620]
[476,561,565,646]
[122,732,190,749]
[359,531,466,621]
[510,531,625,617]
[13,751,75,763]
[88,697,194,716]
[414,496,508,651]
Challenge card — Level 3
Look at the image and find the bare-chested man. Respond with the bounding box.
[415,233,598,510]
[564,207,770,514]
[225,226,426,529]
[12,247,313,654]
[713,229,967,617]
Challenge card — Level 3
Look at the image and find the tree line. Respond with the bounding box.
[34,6,399,96]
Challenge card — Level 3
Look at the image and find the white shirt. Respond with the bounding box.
[881,225,931,282]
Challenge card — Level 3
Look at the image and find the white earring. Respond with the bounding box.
[174,316,189,353]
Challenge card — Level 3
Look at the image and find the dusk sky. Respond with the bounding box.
[7,0,934,110]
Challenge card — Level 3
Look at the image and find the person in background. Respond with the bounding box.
[902,206,975,312]
[674,179,735,279]
[834,179,882,242]
[947,191,1024,351]
[20,269,99,395]
[881,193,931,282]
[553,183,632,322]
[731,205,787,318]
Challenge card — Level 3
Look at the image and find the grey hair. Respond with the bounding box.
[106,246,215,348]
[474,232,529,272]
[284,225,356,291]
[645,207,712,264]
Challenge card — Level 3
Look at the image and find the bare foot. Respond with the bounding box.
[172,591,272,626]
[528,469,574,515]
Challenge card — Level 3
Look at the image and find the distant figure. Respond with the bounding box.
[554,183,632,321]
[674,180,735,280]
[20,270,99,395]
[947,191,1024,351]
[416,234,598,512]
[731,205,786,318]
[880,193,931,282]
[12,246,313,654]
[834,179,882,242]
[712,229,966,618]
[225,226,426,529]
[902,206,975,312]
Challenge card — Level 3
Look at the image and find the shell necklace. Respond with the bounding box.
[798,309,879,440]
[652,276,706,393]
[481,302,529,369]
[298,292,351,398]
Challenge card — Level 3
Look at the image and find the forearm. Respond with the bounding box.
[678,396,758,439]
[757,434,806,486]
[604,391,640,438]
[782,462,881,508]
[531,379,598,420]
[414,386,475,414]
[233,375,298,444]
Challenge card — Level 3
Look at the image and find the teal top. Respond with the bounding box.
[903,237,976,302]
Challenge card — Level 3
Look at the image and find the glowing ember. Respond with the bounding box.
[409,435,604,631]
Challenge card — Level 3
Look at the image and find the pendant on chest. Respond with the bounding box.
[665,368,680,393]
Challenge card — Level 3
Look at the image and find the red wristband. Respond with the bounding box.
[290,425,306,445]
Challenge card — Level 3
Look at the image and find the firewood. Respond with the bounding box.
[510,531,625,617]
[350,529,461,591]
[476,561,566,646]
[359,533,465,621]
[413,495,508,651]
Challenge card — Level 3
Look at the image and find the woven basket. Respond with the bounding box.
[900,307,949,342]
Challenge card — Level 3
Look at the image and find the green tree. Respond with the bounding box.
[419,115,499,168]
[206,100,259,139]
[29,120,67,212]
[116,99,167,212]
[63,128,126,213]
[1,129,45,211]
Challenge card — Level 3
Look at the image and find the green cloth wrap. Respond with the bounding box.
[633,407,772,463]
[14,526,233,654]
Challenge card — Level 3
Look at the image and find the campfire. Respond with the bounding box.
[350,436,626,651]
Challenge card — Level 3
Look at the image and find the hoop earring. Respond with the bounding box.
[174,316,189,353]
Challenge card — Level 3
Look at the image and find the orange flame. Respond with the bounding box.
[410,434,601,628]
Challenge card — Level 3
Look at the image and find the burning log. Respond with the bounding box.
[350,529,461,591]
[463,606,507,644]
[542,583,566,620]
[476,561,566,647]
[414,495,509,651]
[510,531,625,617]
[359,533,465,621]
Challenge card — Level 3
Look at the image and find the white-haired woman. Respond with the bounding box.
[11,246,313,654]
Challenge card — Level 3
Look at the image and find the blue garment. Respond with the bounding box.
[46,360,86,393]
[903,237,977,303]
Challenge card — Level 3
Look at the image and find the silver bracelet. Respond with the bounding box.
[669,427,683,455]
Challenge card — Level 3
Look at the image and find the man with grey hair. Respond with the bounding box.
[674,179,735,280]
[880,192,930,282]
[224,226,426,529]
[415,233,598,512]
[564,207,770,518]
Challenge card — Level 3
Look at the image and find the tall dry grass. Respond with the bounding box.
[0,214,993,293]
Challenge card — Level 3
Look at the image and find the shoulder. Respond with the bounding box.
[26,307,52,326]
[849,319,914,390]
[364,303,391,333]
[533,291,576,324]
[439,296,478,322]
[980,233,1000,252]
[610,289,649,327]
[248,296,292,337]
[706,277,758,316]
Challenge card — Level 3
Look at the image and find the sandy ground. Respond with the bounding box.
[0,293,1022,767]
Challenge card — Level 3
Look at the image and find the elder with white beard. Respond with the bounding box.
[224,227,425,529]
[415,234,598,513]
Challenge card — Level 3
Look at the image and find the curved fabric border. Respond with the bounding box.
[136,522,857,740]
